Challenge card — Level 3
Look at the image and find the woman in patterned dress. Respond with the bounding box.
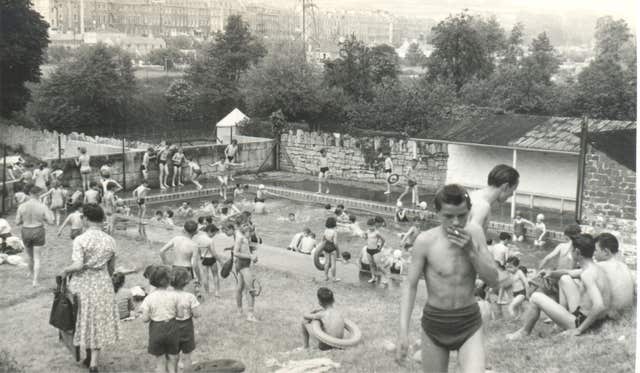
[61,204,119,373]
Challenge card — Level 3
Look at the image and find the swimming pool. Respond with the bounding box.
[141,191,426,261]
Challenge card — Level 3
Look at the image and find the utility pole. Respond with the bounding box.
[80,0,85,36]
[302,0,306,62]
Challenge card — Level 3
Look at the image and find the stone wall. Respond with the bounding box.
[581,144,636,263]
[45,138,275,192]
[0,122,151,160]
[279,130,448,190]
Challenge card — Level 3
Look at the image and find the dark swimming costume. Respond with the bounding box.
[408,179,417,188]
[137,198,145,206]
[159,160,166,165]
[421,302,482,351]
[201,256,216,266]
[227,156,234,162]
[140,165,147,171]
[384,168,392,173]
[22,226,46,247]
[320,167,329,174]
[390,262,401,274]
[513,222,525,236]
[513,289,526,298]
[236,257,251,272]
[254,198,265,203]
[366,248,380,256]
[572,306,605,330]
[323,240,337,253]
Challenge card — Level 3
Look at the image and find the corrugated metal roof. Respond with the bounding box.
[415,109,636,153]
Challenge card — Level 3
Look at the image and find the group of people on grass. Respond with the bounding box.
[3,148,636,373]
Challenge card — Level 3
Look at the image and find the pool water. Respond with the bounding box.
[145,192,427,261]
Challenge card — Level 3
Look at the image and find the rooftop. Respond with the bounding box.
[414,108,636,154]
[586,128,636,171]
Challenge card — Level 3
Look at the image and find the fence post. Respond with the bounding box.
[122,137,126,191]
[575,118,589,223]
[58,135,62,161]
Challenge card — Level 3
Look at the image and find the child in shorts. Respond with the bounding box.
[187,157,203,190]
[140,266,180,373]
[533,213,547,247]
[506,256,529,318]
[57,207,84,239]
[172,267,201,373]
[364,218,385,283]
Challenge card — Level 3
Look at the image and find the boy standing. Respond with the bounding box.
[317,149,330,194]
[172,267,201,373]
[364,218,385,284]
[397,158,419,207]
[159,220,200,285]
[301,287,345,350]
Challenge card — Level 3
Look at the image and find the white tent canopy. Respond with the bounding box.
[216,108,249,128]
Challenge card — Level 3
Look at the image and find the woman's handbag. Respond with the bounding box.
[220,256,234,279]
[49,276,76,331]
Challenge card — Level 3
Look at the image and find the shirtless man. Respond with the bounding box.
[397,184,499,373]
[160,220,200,285]
[234,224,258,322]
[141,147,154,183]
[317,149,330,194]
[83,182,101,205]
[593,233,635,318]
[535,224,581,302]
[224,139,239,181]
[468,164,520,233]
[397,158,419,207]
[506,234,612,339]
[301,287,345,350]
[15,185,54,286]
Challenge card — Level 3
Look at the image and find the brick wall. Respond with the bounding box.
[279,130,448,190]
[581,144,636,263]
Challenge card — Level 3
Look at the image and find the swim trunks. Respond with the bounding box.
[172,265,194,280]
[572,306,605,330]
[384,168,392,173]
[254,198,265,203]
[421,302,482,351]
[390,263,401,274]
[201,256,216,266]
[227,156,234,162]
[513,222,525,236]
[192,169,202,176]
[148,319,179,356]
[70,228,82,240]
[366,248,380,256]
[137,198,146,206]
[21,226,45,247]
[513,289,526,298]
[236,257,251,272]
[320,167,329,174]
[80,167,91,174]
[407,179,417,188]
[140,165,147,171]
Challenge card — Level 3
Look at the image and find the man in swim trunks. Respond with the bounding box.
[468,164,520,234]
[317,149,330,194]
[397,184,499,373]
[160,220,200,286]
[301,287,345,350]
[506,234,612,339]
[535,224,581,301]
[15,185,54,287]
[141,147,154,183]
[397,158,419,207]
[234,224,258,322]
[157,142,170,190]
[224,140,239,181]
[383,152,393,195]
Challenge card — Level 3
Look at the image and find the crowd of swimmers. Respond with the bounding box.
[2,143,636,373]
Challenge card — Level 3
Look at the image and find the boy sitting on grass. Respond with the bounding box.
[301,287,345,351]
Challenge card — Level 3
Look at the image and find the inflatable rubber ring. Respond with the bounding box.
[313,248,326,271]
[387,173,400,185]
[305,318,362,349]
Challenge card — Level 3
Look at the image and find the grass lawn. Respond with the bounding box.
[0,216,635,372]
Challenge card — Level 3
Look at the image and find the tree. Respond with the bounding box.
[32,44,136,134]
[165,79,195,123]
[524,32,560,84]
[147,47,183,69]
[0,0,49,117]
[502,22,525,65]
[572,58,636,120]
[46,45,74,64]
[187,15,266,120]
[324,35,373,101]
[369,44,399,84]
[471,15,507,58]
[426,12,494,91]
[594,16,632,61]
[404,43,427,66]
